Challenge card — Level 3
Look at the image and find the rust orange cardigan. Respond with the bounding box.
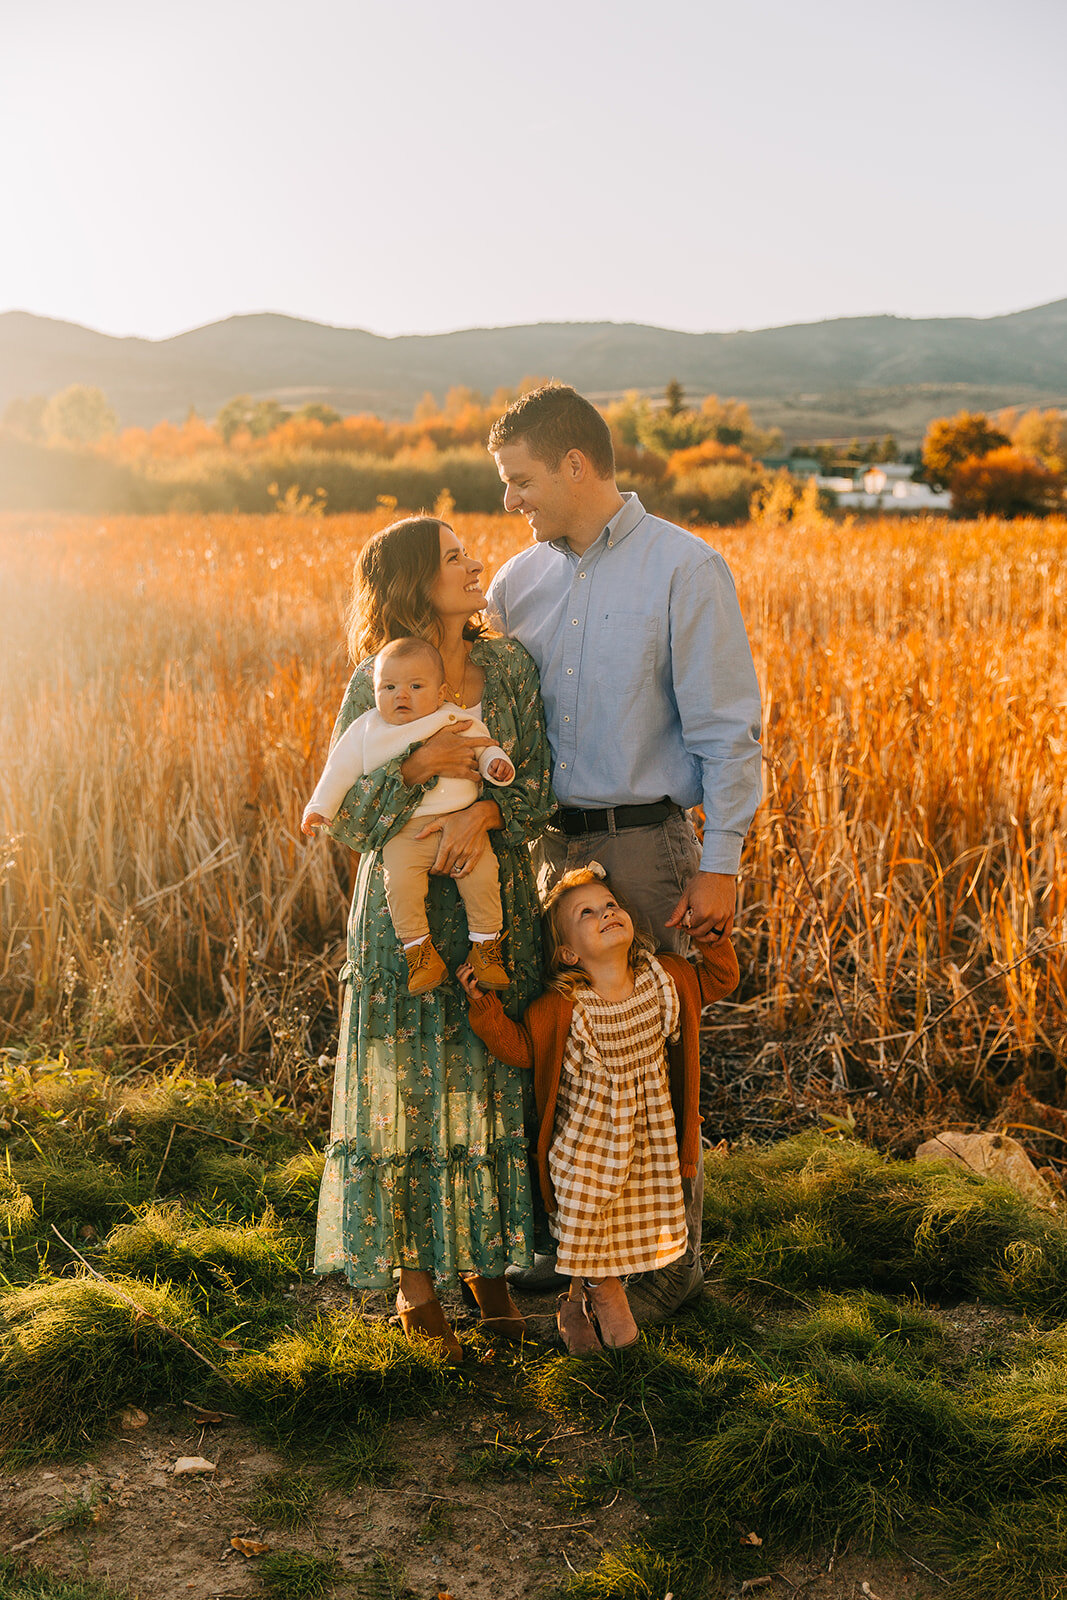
[465,940,739,1214]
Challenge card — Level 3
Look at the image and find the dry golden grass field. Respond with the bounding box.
[3,508,1067,1145]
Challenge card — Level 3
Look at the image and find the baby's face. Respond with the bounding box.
[374,659,445,723]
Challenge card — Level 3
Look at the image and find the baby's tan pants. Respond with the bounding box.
[382,812,503,944]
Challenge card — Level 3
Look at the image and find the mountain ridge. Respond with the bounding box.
[2,300,1066,436]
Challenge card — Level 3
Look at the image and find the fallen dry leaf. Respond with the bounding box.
[118,1407,149,1429]
[173,1456,216,1476]
[741,1530,762,1546]
[231,1536,271,1557]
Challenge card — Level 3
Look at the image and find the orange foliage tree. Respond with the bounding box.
[950,446,1064,517]
[922,411,1009,487]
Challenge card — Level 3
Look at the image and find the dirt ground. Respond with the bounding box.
[0,1276,953,1600]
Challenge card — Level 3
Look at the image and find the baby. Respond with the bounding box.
[302,636,515,996]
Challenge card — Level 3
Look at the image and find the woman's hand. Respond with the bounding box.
[400,722,490,787]
[301,811,329,838]
[415,799,502,878]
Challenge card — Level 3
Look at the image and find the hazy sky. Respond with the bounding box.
[3,0,1065,340]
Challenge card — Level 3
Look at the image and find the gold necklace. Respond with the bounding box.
[443,648,470,708]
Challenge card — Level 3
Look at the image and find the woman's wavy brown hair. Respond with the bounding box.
[542,867,653,998]
[345,516,490,663]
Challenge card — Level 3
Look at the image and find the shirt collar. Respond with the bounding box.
[549,491,646,558]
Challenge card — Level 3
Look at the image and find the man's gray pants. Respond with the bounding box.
[530,811,705,1313]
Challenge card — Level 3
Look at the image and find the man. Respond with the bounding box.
[485,383,762,1321]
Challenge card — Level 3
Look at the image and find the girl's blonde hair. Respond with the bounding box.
[542,866,652,997]
[345,515,489,664]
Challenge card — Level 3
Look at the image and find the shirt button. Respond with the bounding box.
[563,716,570,722]
[607,540,614,547]
[560,762,566,769]
[571,618,579,625]
[578,572,586,579]
[566,668,573,675]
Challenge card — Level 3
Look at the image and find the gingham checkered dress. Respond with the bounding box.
[547,955,688,1276]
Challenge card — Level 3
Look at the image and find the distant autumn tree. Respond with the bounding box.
[3,394,48,439]
[216,395,288,442]
[922,411,1009,487]
[1010,408,1067,474]
[42,385,116,444]
[950,446,1064,517]
[293,402,342,425]
[664,378,685,417]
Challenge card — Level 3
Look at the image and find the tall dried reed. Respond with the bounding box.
[2,510,1066,1120]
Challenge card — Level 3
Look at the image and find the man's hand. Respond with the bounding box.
[666,871,736,942]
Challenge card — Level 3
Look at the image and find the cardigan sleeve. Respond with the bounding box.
[693,937,740,1006]
[465,991,536,1071]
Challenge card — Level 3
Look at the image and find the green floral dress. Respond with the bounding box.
[313,637,554,1289]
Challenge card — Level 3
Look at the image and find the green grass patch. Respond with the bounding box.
[263,1150,325,1220]
[0,1558,129,1600]
[460,1425,558,1482]
[704,1133,1067,1314]
[103,1203,301,1312]
[530,1341,759,1440]
[557,1449,640,1513]
[246,1469,320,1530]
[230,1310,454,1447]
[258,1549,342,1600]
[321,1420,396,1488]
[0,1274,211,1457]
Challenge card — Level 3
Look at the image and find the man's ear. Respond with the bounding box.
[563,448,587,482]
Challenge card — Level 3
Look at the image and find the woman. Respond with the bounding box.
[313,515,554,1360]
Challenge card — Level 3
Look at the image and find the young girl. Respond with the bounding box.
[458,864,739,1352]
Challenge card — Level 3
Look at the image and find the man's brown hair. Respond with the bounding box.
[488,383,615,479]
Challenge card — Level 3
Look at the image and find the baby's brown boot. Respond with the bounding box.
[467,934,510,991]
[404,937,447,995]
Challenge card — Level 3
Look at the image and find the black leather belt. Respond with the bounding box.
[548,799,681,836]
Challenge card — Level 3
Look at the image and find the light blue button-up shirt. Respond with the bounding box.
[486,493,763,875]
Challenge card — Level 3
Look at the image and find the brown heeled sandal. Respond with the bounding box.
[556,1290,602,1354]
[396,1292,464,1364]
[460,1275,527,1341]
[586,1278,639,1350]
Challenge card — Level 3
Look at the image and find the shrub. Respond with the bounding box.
[671,462,763,524]
[950,446,1064,517]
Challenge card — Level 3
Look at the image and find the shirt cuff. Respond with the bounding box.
[699,830,743,876]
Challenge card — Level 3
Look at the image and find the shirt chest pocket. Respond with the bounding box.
[594,613,661,705]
